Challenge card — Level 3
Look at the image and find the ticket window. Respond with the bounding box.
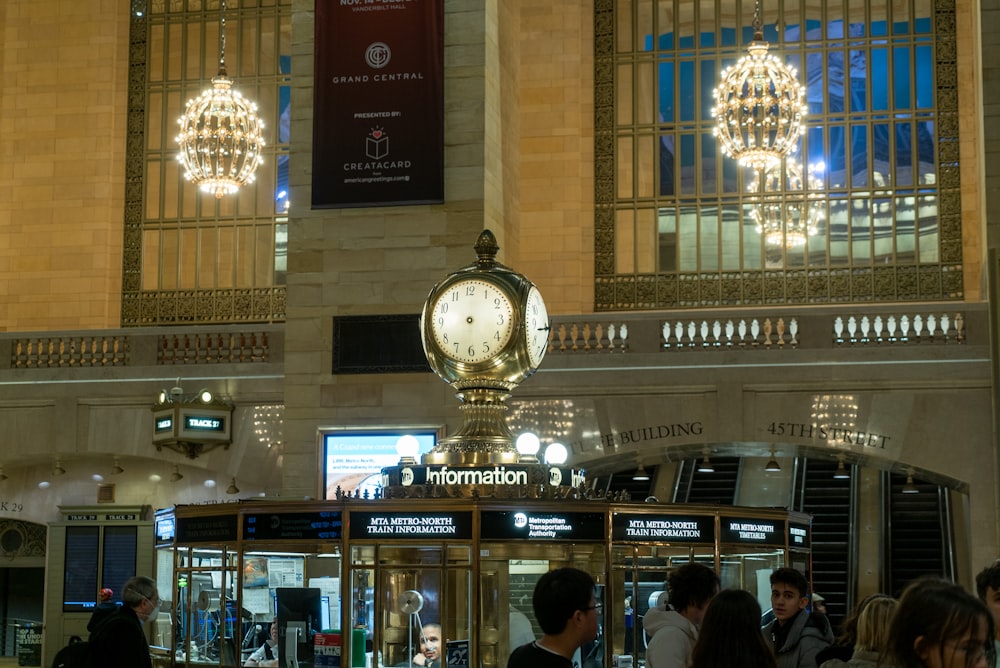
[350,544,471,668]
[479,542,606,668]
[609,545,716,668]
[173,547,240,666]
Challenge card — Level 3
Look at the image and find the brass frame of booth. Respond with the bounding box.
[151,499,812,668]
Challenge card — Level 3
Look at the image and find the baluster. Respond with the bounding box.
[675,322,685,347]
[569,324,580,351]
[776,318,786,347]
[899,315,910,341]
[887,316,897,342]
[619,323,629,351]
[606,324,616,351]
[955,313,965,342]
[738,319,748,346]
[662,322,672,348]
[873,316,883,342]
[687,321,697,348]
[699,321,710,347]
[788,318,798,347]
[834,316,844,344]
[913,315,924,340]
[939,314,951,342]
[926,314,937,341]
[712,321,722,347]
[750,319,760,345]
[581,323,592,351]
[847,316,857,343]
[860,316,870,343]
[725,320,735,347]
[763,319,773,347]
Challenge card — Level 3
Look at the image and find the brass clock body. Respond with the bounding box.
[419,230,550,465]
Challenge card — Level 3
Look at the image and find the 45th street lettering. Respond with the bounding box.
[766,422,889,448]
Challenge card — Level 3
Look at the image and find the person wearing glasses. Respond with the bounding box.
[89,575,160,668]
[880,576,995,668]
[507,567,600,668]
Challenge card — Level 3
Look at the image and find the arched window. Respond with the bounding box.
[594,0,960,309]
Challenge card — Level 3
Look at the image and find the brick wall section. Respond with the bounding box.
[0,0,128,331]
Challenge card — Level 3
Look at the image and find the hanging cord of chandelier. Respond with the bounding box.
[217,0,228,77]
[751,0,764,42]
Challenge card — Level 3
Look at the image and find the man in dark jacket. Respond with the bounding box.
[762,568,833,668]
[89,575,159,668]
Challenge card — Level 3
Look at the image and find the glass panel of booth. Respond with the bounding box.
[478,542,607,668]
[163,546,240,665]
[350,544,471,668]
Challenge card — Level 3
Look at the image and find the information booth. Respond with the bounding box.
[153,500,811,668]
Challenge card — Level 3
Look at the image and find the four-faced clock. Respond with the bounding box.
[428,278,516,364]
[524,286,549,368]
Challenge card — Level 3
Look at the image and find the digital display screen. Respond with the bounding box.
[322,429,437,498]
[184,415,225,432]
[244,511,343,541]
[719,516,785,546]
[480,511,605,541]
[611,513,715,542]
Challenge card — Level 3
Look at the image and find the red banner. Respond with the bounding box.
[312,0,444,208]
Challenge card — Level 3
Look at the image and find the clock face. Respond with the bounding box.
[430,279,515,363]
[525,286,550,367]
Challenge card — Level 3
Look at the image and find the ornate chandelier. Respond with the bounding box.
[712,0,807,173]
[747,158,825,247]
[176,0,264,198]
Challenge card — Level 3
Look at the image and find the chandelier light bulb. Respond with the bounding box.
[712,0,807,173]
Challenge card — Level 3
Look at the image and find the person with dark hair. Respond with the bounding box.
[643,562,721,668]
[818,595,895,668]
[507,567,599,668]
[975,562,1000,657]
[244,619,278,667]
[89,575,159,668]
[689,589,776,668]
[881,576,995,668]
[762,568,833,668]
[816,594,894,664]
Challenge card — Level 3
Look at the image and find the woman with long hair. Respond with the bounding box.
[879,576,995,668]
[820,595,896,667]
[689,589,777,668]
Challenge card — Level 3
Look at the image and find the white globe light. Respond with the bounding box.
[396,435,421,463]
[544,442,568,465]
[515,432,541,462]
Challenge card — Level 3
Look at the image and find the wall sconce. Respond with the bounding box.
[152,381,234,459]
[515,432,541,464]
[226,478,240,495]
[632,463,651,481]
[170,465,184,482]
[764,448,781,472]
[697,447,715,473]
[833,455,850,479]
[111,458,124,475]
[902,469,919,494]
[53,460,67,476]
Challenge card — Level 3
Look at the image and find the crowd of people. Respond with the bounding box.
[506,561,1000,668]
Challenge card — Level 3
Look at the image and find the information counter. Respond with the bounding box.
[153,500,810,668]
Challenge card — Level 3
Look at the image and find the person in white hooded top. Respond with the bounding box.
[643,563,720,668]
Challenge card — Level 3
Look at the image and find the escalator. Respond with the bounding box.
[883,471,954,597]
[672,457,740,505]
[792,458,855,628]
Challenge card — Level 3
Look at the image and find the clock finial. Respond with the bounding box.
[474,229,499,268]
